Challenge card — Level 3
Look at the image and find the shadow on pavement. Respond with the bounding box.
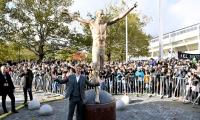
[129,99,143,104]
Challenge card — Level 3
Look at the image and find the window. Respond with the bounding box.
[164,35,169,39]
[171,33,176,37]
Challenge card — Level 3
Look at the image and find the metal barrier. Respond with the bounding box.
[99,75,189,99]
[11,72,199,103]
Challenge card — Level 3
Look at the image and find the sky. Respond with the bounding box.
[69,0,200,37]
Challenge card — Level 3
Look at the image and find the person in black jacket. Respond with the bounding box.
[0,66,18,113]
[19,65,34,105]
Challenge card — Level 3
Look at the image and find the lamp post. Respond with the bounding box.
[170,37,173,59]
[125,15,128,63]
[198,24,200,53]
[159,0,163,60]
[18,43,21,62]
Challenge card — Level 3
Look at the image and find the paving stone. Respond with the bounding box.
[4,95,200,120]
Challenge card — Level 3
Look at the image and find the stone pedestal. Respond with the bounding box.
[84,89,116,120]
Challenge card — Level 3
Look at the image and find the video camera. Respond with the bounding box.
[192,73,200,86]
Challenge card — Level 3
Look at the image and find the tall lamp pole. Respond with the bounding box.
[125,15,128,63]
[159,0,163,60]
[198,24,200,53]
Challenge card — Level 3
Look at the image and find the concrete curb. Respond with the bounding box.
[0,96,64,120]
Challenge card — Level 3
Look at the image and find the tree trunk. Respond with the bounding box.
[106,52,111,63]
[37,44,44,63]
[38,53,44,63]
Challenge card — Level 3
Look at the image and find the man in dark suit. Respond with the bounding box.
[55,64,100,120]
[0,66,18,113]
[19,65,33,105]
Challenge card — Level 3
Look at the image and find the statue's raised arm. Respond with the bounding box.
[107,3,137,26]
[73,12,90,24]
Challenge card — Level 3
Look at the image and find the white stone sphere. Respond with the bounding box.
[28,99,40,110]
[116,99,126,110]
[39,104,53,116]
[121,95,130,105]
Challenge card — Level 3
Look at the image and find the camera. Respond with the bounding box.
[192,80,199,86]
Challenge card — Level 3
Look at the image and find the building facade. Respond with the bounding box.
[149,23,200,59]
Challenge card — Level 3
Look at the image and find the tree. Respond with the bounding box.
[105,2,150,62]
[0,41,7,63]
[0,0,6,13]
[0,41,37,63]
[0,0,7,41]
[68,28,92,51]
[54,47,77,60]
[4,0,74,62]
[0,0,15,63]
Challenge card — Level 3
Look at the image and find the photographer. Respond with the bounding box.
[185,72,193,101]
[19,65,34,105]
[191,71,200,105]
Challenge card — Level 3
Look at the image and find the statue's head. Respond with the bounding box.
[95,9,105,21]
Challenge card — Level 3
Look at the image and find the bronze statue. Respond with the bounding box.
[63,3,137,103]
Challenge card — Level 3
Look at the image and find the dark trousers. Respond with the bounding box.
[138,81,144,94]
[68,98,84,120]
[2,91,16,112]
[168,82,173,97]
[23,87,33,103]
[192,91,200,104]
[151,77,160,94]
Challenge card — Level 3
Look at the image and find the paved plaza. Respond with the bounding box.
[0,87,63,116]
[1,92,200,120]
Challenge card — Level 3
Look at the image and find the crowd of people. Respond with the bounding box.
[0,58,200,114]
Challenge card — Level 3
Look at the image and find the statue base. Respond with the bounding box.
[84,89,116,120]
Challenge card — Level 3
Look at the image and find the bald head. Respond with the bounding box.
[95,9,105,21]
[96,9,104,16]
[1,66,7,74]
[23,65,28,73]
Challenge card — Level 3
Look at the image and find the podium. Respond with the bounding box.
[84,89,116,120]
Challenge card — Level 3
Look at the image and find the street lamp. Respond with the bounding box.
[18,45,21,62]
[159,0,163,60]
[198,24,200,53]
[125,15,128,63]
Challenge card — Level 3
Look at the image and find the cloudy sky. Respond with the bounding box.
[69,0,200,37]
